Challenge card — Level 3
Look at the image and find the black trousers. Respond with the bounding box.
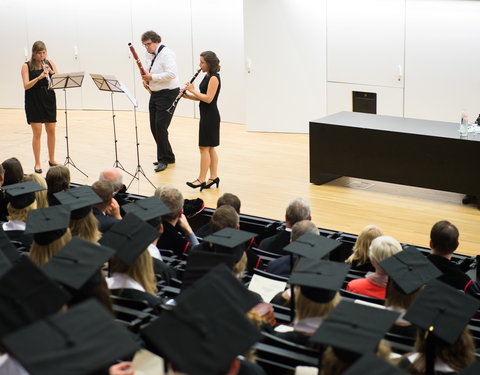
[149,88,179,163]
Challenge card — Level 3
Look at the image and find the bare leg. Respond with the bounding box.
[208,147,218,180]
[197,146,210,182]
[45,122,58,164]
[31,123,42,169]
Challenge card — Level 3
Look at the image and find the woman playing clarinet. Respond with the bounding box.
[21,41,59,174]
[184,51,221,191]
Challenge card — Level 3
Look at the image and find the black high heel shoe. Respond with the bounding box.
[203,177,220,190]
[34,166,42,174]
[186,179,206,191]
[48,161,59,167]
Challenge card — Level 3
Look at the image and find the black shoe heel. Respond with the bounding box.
[204,177,220,189]
[186,179,206,190]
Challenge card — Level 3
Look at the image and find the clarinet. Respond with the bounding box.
[167,68,201,115]
[128,42,152,93]
[41,60,52,88]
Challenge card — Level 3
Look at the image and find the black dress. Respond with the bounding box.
[24,62,56,124]
[198,73,221,147]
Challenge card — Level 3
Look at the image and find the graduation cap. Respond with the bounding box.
[459,362,480,375]
[99,213,159,265]
[283,233,341,260]
[43,237,115,290]
[404,280,480,344]
[343,353,407,375]
[379,246,443,294]
[25,205,71,245]
[141,264,261,375]
[289,259,349,303]
[54,186,102,219]
[2,299,140,375]
[202,227,256,263]
[0,257,70,339]
[0,226,21,263]
[2,181,45,209]
[181,250,235,291]
[403,280,480,375]
[310,300,399,355]
[123,196,171,222]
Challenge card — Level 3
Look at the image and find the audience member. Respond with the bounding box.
[154,185,199,256]
[91,180,121,233]
[45,165,70,206]
[345,224,383,272]
[26,173,48,208]
[427,220,480,297]
[259,197,311,255]
[267,220,319,277]
[346,235,402,299]
[195,192,241,238]
[1,158,25,221]
[99,168,129,214]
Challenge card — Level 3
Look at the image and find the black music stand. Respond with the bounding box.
[49,72,87,177]
[90,74,134,178]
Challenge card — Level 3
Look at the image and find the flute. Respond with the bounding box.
[128,42,151,93]
[167,68,201,115]
[41,60,52,88]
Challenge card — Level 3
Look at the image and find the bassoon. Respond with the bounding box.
[167,68,201,115]
[128,42,151,93]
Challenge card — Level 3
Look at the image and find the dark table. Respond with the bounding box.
[309,112,480,200]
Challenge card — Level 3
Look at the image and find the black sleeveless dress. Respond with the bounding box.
[24,62,56,124]
[198,73,221,147]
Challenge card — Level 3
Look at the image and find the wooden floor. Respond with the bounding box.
[1,108,479,255]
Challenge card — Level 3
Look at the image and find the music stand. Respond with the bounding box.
[49,72,87,177]
[90,74,134,178]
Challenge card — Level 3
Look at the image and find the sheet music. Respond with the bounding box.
[49,72,85,89]
[132,349,165,375]
[120,81,138,107]
[248,274,286,303]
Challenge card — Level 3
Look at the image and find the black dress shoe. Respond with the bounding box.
[48,161,59,167]
[154,162,167,172]
[153,161,159,166]
[34,167,42,174]
[165,158,176,164]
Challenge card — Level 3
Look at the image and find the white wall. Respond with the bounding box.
[243,0,327,133]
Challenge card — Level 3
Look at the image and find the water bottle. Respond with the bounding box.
[459,112,468,137]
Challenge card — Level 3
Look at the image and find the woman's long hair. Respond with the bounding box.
[109,250,157,295]
[29,229,72,266]
[27,173,49,208]
[295,288,340,323]
[201,51,220,75]
[346,225,383,266]
[69,211,101,243]
[28,41,47,70]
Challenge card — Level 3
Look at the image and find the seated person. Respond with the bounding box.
[274,258,348,347]
[101,213,163,312]
[346,235,402,300]
[397,281,477,374]
[45,165,70,206]
[259,197,311,255]
[427,220,480,297]
[91,180,121,233]
[27,173,48,208]
[267,220,319,277]
[195,192,241,238]
[1,158,24,221]
[99,168,129,216]
[2,180,44,248]
[345,224,383,272]
[154,185,199,257]
[27,205,72,266]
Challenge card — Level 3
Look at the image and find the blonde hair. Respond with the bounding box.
[69,211,101,243]
[320,339,391,375]
[346,225,383,265]
[233,252,248,278]
[409,327,475,373]
[7,200,37,222]
[109,250,157,295]
[28,41,47,70]
[294,288,340,323]
[27,173,49,208]
[29,229,72,266]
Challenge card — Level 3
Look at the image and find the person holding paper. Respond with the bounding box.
[21,41,59,174]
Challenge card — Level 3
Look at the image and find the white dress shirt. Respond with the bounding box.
[106,273,146,292]
[145,44,180,92]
